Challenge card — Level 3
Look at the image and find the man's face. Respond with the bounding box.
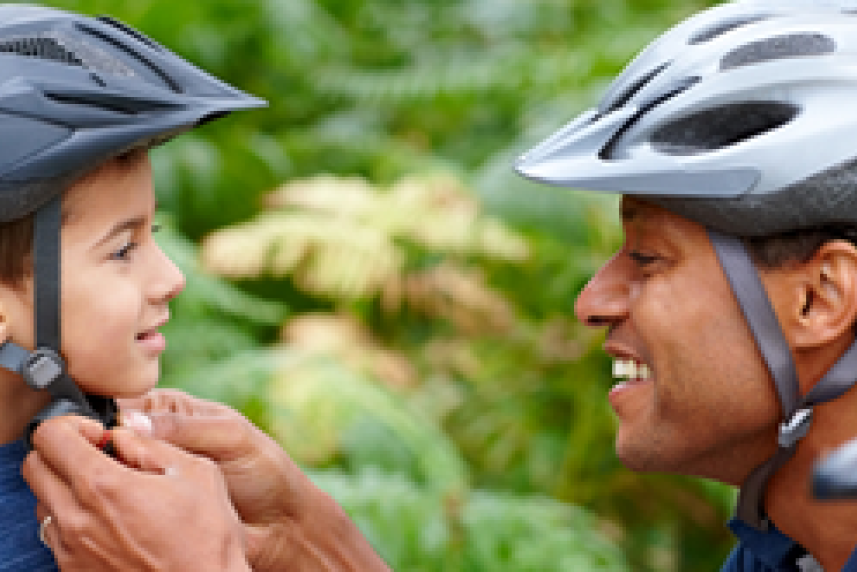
[1,152,185,398]
[574,197,781,483]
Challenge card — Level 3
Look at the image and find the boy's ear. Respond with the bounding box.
[788,241,857,349]
[0,299,8,343]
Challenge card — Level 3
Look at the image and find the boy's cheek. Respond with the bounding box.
[65,342,162,399]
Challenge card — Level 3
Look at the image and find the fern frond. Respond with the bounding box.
[267,355,471,495]
[281,313,417,389]
[201,212,404,299]
[382,263,516,334]
[156,219,288,325]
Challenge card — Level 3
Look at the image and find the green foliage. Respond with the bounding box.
[311,468,630,571]
[39,0,736,569]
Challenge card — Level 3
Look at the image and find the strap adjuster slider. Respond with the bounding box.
[22,348,66,391]
[779,407,813,448]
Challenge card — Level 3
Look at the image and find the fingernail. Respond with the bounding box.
[122,411,153,436]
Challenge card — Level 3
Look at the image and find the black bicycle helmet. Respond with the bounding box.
[0,5,264,446]
[516,0,857,530]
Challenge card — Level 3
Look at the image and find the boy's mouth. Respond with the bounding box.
[136,329,167,353]
[135,317,168,351]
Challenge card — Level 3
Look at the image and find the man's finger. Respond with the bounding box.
[27,417,122,501]
[108,427,198,475]
[29,417,112,473]
[118,389,226,417]
[22,450,80,542]
[135,411,253,463]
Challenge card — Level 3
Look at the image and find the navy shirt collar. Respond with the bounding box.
[728,517,806,570]
[729,516,857,571]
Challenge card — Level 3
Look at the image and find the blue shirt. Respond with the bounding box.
[723,517,857,571]
[0,440,58,571]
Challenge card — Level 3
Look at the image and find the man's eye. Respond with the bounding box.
[629,251,659,266]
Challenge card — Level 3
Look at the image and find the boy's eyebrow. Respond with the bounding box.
[94,216,148,248]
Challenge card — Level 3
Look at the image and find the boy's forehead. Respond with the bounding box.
[62,151,151,223]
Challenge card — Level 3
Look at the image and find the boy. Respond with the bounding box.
[0,5,262,570]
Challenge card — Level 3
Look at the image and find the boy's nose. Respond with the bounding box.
[151,247,185,304]
[574,252,631,329]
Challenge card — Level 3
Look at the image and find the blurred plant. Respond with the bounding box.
[43,0,733,569]
[311,468,631,571]
[201,174,526,332]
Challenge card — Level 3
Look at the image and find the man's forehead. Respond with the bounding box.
[619,196,662,223]
[618,195,712,252]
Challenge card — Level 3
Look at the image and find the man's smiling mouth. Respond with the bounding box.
[612,358,651,382]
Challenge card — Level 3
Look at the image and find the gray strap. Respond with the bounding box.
[0,341,29,374]
[735,445,797,530]
[708,230,800,416]
[803,338,857,405]
[709,229,857,531]
[34,195,61,353]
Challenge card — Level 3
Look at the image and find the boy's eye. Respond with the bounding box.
[629,251,659,266]
[111,241,139,261]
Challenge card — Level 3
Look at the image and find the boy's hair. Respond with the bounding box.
[0,213,34,287]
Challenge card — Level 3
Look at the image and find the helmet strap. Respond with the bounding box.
[0,195,118,448]
[708,229,857,531]
[34,194,62,354]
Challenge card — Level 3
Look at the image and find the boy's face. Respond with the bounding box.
[0,151,185,398]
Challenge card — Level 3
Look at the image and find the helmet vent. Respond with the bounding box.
[720,33,835,71]
[651,102,798,156]
[600,62,668,115]
[0,35,85,67]
[688,14,771,45]
[0,32,135,77]
[599,76,699,161]
[95,16,164,52]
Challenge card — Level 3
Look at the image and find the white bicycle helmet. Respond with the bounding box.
[516,0,857,530]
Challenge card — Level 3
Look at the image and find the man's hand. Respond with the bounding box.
[22,415,251,572]
[119,390,390,572]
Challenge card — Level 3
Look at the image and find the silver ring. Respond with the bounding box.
[39,515,53,545]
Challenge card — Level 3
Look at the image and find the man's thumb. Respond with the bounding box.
[120,410,154,437]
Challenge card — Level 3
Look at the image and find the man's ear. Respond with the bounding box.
[790,241,857,349]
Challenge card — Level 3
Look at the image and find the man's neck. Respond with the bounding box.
[0,369,50,445]
[765,400,857,572]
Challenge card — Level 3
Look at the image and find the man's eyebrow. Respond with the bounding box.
[620,203,639,222]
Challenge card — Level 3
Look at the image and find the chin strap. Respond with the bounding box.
[0,195,117,450]
[708,229,857,531]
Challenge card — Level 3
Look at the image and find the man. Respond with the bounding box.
[23,0,857,569]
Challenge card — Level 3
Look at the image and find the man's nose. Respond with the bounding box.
[574,251,631,329]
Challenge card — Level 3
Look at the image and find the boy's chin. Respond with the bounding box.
[77,377,160,400]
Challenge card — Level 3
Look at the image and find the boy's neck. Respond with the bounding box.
[0,369,51,445]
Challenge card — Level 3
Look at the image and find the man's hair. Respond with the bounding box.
[743,226,857,270]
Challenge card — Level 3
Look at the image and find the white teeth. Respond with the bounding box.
[613,359,635,378]
[612,359,651,381]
